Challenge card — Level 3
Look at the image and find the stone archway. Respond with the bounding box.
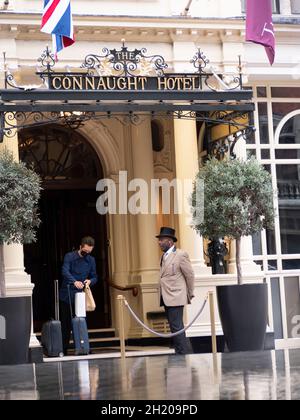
[18,124,112,331]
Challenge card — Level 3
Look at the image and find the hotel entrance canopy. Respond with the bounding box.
[0,44,254,151]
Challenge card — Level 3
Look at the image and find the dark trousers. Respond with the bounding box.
[164,305,193,355]
[60,300,74,353]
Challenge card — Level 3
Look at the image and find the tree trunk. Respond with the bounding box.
[236,237,243,286]
[0,244,6,297]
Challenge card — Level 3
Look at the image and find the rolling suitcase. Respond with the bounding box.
[68,286,90,356]
[41,280,64,358]
[72,316,90,356]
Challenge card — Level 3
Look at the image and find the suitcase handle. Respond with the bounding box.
[54,279,60,321]
[67,284,74,319]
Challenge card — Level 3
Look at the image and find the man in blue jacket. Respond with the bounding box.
[59,236,98,354]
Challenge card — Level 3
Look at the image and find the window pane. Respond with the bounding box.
[245,111,255,145]
[276,150,300,159]
[291,0,300,14]
[252,232,262,255]
[261,149,271,159]
[257,87,267,98]
[278,114,300,145]
[283,260,300,270]
[268,260,278,271]
[272,87,300,98]
[284,277,300,338]
[258,103,269,144]
[277,165,300,254]
[264,164,271,174]
[272,103,300,135]
[271,278,283,340]
[247,150,257,159]
[266,229,277,255]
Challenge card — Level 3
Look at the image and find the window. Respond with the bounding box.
[291,0,300,14]
[151,120,164,152]
[250,85,300,347]
[241,0,280,14]
[19,126,101,183]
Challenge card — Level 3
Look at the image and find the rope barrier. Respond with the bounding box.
[124,294,209,339]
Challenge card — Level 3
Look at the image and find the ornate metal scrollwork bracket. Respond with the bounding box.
[191,48,244,91]
[209,125,256,160]
[5,46,56,90]
[191,48,210,74]
[82,40,168,77]
[37,45,56,74]
[0,110,96,140]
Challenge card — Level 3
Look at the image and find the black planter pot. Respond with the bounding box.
[0,297,31,365]
[217,284,268,352]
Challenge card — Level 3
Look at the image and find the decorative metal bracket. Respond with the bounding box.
[0,111,96,141]
[38,45,56,74]
[191,48,210,74]
[191,48,244,91]
[0,110,153,141]
[82,40,168,77]
[209,125,256,160]
[0,109,255,143]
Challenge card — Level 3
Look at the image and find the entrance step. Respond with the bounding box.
[43,347,175,363]
[69,328,119,350]
[37,327,119,351]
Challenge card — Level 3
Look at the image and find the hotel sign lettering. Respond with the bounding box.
[49,74,204,92]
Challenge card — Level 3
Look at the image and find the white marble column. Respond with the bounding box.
[173,118,211,276]
[0,132,40,349]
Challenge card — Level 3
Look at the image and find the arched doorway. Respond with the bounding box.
[19,125,110,332]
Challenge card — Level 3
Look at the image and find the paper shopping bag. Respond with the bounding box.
[85,285,96,312]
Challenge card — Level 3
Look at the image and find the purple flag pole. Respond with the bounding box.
[246,0,275,65]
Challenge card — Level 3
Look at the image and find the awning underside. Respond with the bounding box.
[0,89,254,141]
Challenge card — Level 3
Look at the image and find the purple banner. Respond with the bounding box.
[246,0,275,65]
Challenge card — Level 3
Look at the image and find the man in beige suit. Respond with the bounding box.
[156,227,195,355]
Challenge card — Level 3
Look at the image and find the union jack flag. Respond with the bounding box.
[41,0,75,57]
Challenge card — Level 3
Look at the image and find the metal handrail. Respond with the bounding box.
[107,279,138,297]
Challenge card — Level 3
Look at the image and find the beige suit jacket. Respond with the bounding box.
[159,248,195,307]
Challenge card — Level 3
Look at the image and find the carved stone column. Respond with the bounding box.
[0,130,42,359]
[173,118,211,276]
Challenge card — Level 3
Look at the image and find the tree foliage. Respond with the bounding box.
[0,150,41,297]
[0,150,41,245]
[191,157,275,240]
[191,157,276,285]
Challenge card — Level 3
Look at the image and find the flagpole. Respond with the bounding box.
[3,51,7,89]
[182,0,193,16]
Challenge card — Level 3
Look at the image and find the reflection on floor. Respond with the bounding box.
[1,350,300,400]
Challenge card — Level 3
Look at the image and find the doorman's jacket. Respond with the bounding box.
[159,248,195,307]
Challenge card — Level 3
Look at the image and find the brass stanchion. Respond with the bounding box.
[117,295,126,360]
[208,291,217,355]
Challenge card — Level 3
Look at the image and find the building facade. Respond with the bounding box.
[1,0,300,353]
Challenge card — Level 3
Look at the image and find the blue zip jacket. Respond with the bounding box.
[59,251,98,304]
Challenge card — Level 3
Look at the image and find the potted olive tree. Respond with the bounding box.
[0,150,41,364]
[191,157,275,352]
